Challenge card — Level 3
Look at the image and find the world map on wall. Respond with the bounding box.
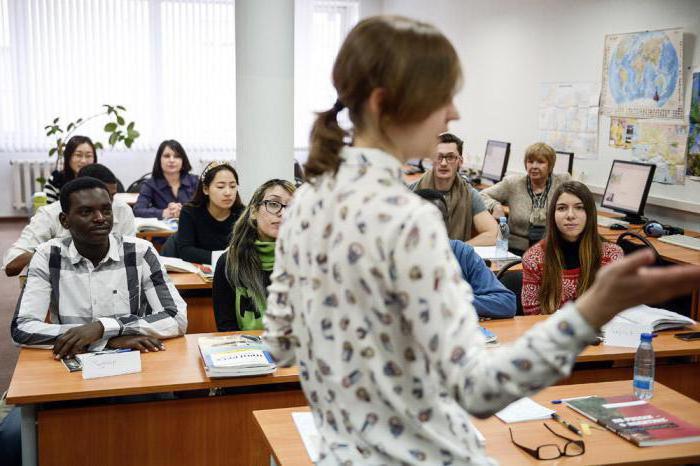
[601,29,683,119]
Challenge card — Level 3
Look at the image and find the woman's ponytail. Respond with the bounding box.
[305,100,346,179]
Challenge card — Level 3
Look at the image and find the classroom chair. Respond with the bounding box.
[496,259,523,316]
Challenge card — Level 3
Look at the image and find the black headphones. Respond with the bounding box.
[642,220,684,238]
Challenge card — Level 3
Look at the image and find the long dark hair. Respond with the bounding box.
[225,179,296,303]
[305,15,462,179]
[187,161,243,209]
[151,139,192,179]
[540,181,603,314]
[62,135,98,181]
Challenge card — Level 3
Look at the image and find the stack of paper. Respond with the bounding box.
[134,217,178,232]
[603,305,695,348]
[198,335,276,378]
[160,257,201,274]
[473,246,520,261]
[495,397,555,423]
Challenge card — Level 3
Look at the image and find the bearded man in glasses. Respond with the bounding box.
[409,132,498,245]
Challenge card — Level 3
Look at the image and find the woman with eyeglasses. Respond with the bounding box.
[213,179,295,331]
[43,135,98,204]
[175,161,244,264]
[260,15,700,465]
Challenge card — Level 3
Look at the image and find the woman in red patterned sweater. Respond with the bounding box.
[522,181,623,315]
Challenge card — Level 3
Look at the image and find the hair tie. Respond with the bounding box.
[332,99,345,113]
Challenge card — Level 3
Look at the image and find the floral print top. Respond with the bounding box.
[263,146,598,465]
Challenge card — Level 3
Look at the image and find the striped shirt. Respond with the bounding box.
[11,234,188,350]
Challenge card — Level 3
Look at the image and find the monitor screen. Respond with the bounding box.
[553,151,574,175]
[481,140,511,182]
[601,160,656,223]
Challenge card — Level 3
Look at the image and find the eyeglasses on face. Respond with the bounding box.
[509,423,585,460]
[434,154,459,164]
[260,199,288,215]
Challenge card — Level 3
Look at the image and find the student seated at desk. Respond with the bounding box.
[213,179,296,331]
[408,132,498,245]
[261,16,700,465]
[133,139,199,219]
[522,181,623,315]
[175,161,245,264]
[480,142,571,255]
[3,164,136,277]
[415,189,516,318]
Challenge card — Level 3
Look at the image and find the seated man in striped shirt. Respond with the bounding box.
[11,176,188,358]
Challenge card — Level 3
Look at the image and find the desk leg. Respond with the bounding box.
[20,405,37,466]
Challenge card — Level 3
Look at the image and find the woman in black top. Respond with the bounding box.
[43,135,97,203]
[177,161,244,264]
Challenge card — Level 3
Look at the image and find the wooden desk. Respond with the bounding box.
[483,316,700,401]
[6,332,305,466]
[255,381,700,466]
[170,272,216,334]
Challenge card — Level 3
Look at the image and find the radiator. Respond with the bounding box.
[10,159,56,211]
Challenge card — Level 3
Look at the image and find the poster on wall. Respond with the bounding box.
[628,120,688,185]
[687,70,700,179]
[600,28,683,119]
[538,82,600,159]
[609,116,638,149]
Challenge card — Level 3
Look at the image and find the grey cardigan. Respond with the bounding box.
[479,173,571,251]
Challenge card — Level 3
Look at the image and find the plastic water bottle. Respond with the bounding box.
[495,217,509,258]
[633,333,655,400]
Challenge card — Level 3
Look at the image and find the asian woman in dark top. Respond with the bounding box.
[133,139,199,219]
[176,161,244,264]
[213,179,295,331]
[43,135,97,203]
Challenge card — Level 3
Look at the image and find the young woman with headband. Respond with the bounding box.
[261,15,700,465]
[175,161,244,264]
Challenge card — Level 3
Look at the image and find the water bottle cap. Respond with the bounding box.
[640,333,653,342]
[499,217,507,223]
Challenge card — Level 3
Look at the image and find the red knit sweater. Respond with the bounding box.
[521,241,624,315]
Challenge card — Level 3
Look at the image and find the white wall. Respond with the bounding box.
[383,0,700,229]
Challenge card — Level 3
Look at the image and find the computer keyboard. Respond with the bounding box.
[657,234,700,252]
[596,216,629,227]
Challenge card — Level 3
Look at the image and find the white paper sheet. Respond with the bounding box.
[292,412,321,462]
[80,350,142,380]
[495,397,555,423]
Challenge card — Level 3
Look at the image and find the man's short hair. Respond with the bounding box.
[59,177,110,213]
[438,132,464,156]
[77,163,118,184]
[415,189,448,224]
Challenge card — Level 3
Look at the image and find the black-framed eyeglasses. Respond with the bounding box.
[509,423,585,460]
[260,200,288,215]
[434,154,459,164]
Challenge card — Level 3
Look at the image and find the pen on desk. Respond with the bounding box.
[93,349,132,356]
[551,412,583,436]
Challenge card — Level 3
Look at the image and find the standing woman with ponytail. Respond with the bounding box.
[262,16,700,465]
[212,179,295,331]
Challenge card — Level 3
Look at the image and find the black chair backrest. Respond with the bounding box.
[615,232,692,317]
[127,172,152,193]
[497,259,523,316]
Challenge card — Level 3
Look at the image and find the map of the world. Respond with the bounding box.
[601,29,683,119]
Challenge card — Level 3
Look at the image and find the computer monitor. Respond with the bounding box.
[554,151,574,175]
[481,140,511,182]
[601,160,656,224]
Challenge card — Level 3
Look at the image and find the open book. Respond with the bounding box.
[160,257,213,281]
[134,217,178,232]
[198,335,276,378]
[605,305,695,332]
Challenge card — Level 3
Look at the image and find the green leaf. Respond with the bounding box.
[104,122,117,132]
[44,125,51,130]
[108,132,118,146]
[76,118,83,124]
[124,138,134,148]
[49,147,57,156]
[53,117,59,124]
[127,121,135,131]
[116,105,126,111]
[117,115,125,126]
[67,123,74,132]
[94,141,103,150]
[130,130,140,138]
[56,138,62,148]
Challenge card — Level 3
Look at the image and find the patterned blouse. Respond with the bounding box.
[263,146,599,465]
[522,241,624,315]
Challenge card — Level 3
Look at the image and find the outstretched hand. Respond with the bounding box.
[107,335,165,352]
[577,249,700,329]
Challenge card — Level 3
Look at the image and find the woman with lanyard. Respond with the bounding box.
[480,142,571,255]
[261,15,700,465]
[212,179,295,331]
